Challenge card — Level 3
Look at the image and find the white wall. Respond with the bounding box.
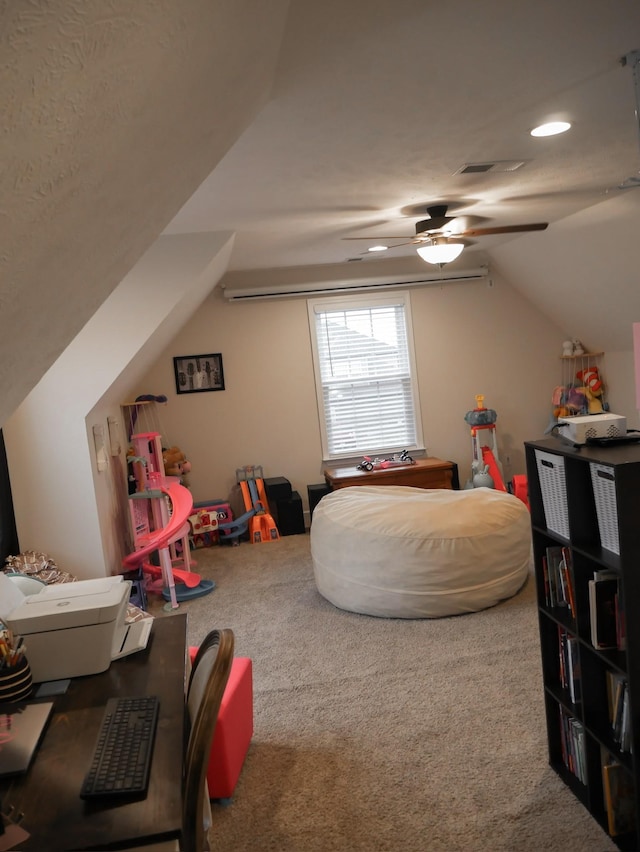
[605,349,640,430]
[132,267,571,514]
[6,243,637,582]
[5,233,234,578]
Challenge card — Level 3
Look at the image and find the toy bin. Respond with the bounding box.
[590,463,620,555]
[535,450,569,539]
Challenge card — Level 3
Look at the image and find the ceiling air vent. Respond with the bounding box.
[455,160,529,174]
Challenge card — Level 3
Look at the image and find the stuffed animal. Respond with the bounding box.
[583,386,604,414]
[551,386,570,418]
[565,385,589,414]
[575,366,605,413]
[576,366,602,393]
[162,446,191,478]
[547,365,606,432]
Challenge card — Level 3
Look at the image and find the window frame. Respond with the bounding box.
[307,291,425,463]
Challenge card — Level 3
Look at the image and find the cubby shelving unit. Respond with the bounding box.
[525,437,640,850]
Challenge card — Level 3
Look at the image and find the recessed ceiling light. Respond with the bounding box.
[367,245,388,252]
[530,121,571,137]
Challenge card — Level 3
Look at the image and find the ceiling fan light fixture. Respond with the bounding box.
[530,120,571,137]
[416,241,464,265]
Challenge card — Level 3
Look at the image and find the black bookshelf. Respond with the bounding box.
[525,438,640,850]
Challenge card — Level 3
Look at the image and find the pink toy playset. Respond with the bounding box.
[123,431,214,608]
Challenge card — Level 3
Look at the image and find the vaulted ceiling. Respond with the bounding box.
[2,0,640,426]
[167,1,640,273]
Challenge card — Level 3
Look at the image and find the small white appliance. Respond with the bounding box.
[557,413,627,444]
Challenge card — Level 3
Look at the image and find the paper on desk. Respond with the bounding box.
[0,573,26,622]
[0,822,31,851]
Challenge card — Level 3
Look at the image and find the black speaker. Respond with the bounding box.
[307,483,331,519]
[276,491,305,536]
[447,461,460,489]
[264,477,292,521]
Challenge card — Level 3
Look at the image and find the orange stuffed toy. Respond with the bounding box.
[576,366,603,393]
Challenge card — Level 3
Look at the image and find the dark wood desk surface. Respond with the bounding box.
[1,613,187,851]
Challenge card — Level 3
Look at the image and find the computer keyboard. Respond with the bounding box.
[80,695,159,800]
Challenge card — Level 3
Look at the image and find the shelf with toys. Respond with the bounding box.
[548,341,608,434]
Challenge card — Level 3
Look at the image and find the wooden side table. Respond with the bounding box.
[324,457,455,491]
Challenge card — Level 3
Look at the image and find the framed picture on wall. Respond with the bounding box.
[173,353,225,394]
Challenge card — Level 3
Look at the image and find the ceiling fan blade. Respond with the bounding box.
[383,240,420,248]
[342,236,415,241]
[458,223,549,237]
[415,217,456,234]
[359,241,420,250]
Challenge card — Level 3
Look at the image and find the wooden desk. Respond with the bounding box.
[0,613,187,851]
[324,457,455,491]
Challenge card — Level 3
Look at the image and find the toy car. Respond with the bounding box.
[357,450,414,471]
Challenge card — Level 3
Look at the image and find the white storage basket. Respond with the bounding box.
[535,450,570,538]
[590,463,620,555]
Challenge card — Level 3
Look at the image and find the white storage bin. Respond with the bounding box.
[535,450,570,538]
[590,463,620,555]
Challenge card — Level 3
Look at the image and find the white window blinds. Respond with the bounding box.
[308,293,423,459]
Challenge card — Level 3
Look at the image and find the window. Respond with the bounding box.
[308,292,424,461]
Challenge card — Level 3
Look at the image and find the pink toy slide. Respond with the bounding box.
[123,479,214,605]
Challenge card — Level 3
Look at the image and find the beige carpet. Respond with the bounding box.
[150,534,615,852]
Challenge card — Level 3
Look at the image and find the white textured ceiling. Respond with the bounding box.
[167,0,640,273]
[0,0,290,425]
[2,0,640,427]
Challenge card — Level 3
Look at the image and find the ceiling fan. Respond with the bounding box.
[343,204,549,266]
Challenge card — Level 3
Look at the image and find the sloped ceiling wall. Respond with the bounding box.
[0,0,290,427]
[491,192,640,352]
[2,0,639,435]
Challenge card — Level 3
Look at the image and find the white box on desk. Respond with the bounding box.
[557,413,627,444]
[5,576,152,682]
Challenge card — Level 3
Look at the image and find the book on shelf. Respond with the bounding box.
[564,550,574,614]
[615,588,627,651]
[619,687,631,753]
[588,570,621,650]
[542,555,550,606]
[545,545,575,616]
[602,754,636,837]
[567,635,581,705]
[606,671,626,724]
[559,706,587,783]
[609,675,630,751]
[546,546,561,607]
[558,625,566,686]
[558,626,581,705]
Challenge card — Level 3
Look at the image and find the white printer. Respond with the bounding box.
[4,575,153,682]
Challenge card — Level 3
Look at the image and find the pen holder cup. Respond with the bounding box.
[0,656,33,704]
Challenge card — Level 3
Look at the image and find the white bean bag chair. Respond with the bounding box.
[310,485,531,618]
